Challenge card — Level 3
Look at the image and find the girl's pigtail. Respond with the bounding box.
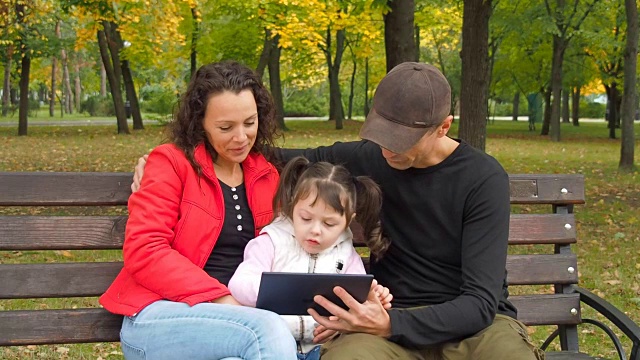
[353,176,389,259]
[272,156,309,219]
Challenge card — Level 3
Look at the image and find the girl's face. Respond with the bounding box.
[202,89,258,170]
[292,189,349,255]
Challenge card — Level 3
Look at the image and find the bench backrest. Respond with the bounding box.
[0,172,585,346]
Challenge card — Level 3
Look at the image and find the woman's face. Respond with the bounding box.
[202,89,259,169]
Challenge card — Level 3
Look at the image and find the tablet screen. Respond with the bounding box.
[255,272,374,316]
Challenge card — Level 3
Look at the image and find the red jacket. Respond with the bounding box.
[99,143,279,316]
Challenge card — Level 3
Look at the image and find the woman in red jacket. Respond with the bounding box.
[100,61,297,360]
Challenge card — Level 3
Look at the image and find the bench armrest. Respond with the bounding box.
[574,286,640,353]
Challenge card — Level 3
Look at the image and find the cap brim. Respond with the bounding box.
[359,108,427,154]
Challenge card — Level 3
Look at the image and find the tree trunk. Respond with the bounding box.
[1,46,10,117]
[100,60,107,97]
[512,92,520,121]
[50,22,59,117]
[415,24,420,62]
[561,88,570,123]
[190,6,199,80]
[61,51,73,114]
[56,21,73,115]
[458,0,492,151]
[348,53,356,120]
[268,34,285,131]
[572,86,580,126]
[16,1,29,135]
[384,0,416,72]
[549,35,568,142]
[121,59,143,129]
[326,28,345,129]
[74,62,81,112]
[541,87,552,135]
[620,0,637,170]
[256,28,273,78]
[606,83,619,139]
[364,57,370,116]
[113,29,143,130]
[97,24,129,134]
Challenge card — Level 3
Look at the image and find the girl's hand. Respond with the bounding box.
[373,281,393,309]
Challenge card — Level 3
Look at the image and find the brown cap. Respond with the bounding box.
[360,62,451,154]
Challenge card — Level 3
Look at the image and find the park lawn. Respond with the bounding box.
[0,119,639,359]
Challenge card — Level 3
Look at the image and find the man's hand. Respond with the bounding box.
[307,280,392,338]
[131,154,149,193]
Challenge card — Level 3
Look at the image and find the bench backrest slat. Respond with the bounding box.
[510,294,581,326]
[0,173,585,206]
[0,254,577,299]
[0,213,575,251]
[0,173,131,206]
[0,309,122,346]
[0,216,127,250]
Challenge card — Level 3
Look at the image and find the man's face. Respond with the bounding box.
[379,128,440,170]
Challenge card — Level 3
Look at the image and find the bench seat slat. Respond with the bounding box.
[0,173,132,206]
[509,174,585,205]
[0,309,122,346]
[511,294,581,326]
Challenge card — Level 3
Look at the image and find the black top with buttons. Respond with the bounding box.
[203,181,255,285]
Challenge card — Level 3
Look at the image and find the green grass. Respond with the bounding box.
[1,119,639,359]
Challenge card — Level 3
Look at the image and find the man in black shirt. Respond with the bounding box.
[282,63,544,359]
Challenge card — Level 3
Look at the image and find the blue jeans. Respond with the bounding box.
[297,345,321,360]
[120,300,298,360]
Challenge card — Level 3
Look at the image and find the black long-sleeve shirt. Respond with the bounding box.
[278,139,516,349]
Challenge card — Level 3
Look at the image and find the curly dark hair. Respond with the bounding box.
[169,61,279,176]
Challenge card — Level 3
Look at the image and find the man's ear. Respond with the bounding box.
[438,115,454,137]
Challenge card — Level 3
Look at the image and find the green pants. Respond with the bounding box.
[320,314,545,360]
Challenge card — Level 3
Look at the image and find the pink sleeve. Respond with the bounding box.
[343,247,366,274]
[227,234,275,306]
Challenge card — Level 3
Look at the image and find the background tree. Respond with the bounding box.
[619,0,637,170]
[458,0,492,151]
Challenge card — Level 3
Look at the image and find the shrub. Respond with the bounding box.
[284,88,329,117]
[139,86,178,116]
[579,101,605,119]
[81,95,114,117]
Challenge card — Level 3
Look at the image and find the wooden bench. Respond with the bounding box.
[1,172,639,359]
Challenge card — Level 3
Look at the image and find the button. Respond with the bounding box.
[233,194,238,200]
[237,214,242,220]
[235,205,240,210]
[237,225,243,231]
[231,187,236,192]
[413,65,422,71]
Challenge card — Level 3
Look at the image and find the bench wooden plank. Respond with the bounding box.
[506,254,577,285]
[0,173,584,206]
[0,263,122,299]
[511,294,581,326]
[0,213,576,250]
[0,309,122,346]
[509,174,585,205]
[0,172,132,206]
[0,254,576,299]
[0,216,127,250]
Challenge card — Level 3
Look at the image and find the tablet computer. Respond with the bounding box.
[255,272,374,316]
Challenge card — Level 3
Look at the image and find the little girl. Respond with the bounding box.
[228,156,392,360]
